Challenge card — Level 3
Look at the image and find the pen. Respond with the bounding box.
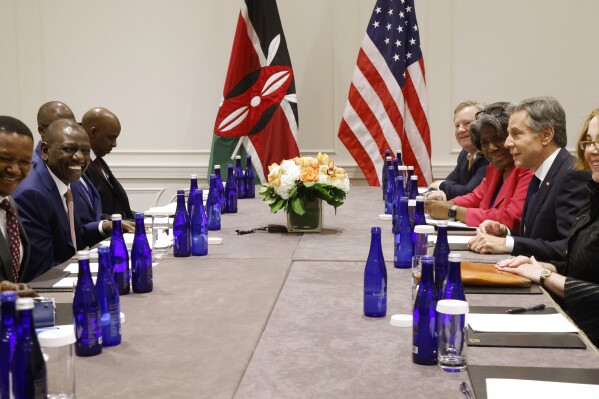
[506,304,546,314]
[460,381,474,399]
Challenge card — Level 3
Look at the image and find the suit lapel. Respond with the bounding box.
[38,164,72,247]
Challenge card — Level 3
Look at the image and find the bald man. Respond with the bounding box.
[82,107,134,219]
[33,101,76,167]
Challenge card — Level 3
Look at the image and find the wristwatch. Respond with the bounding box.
[539,269,552,288]
[448,205,458,221]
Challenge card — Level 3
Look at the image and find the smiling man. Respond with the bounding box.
[0,116,34,282]
[13,119,97,280]
[82,107,134,220]
[427,101,489,200]
[468,97,591,261]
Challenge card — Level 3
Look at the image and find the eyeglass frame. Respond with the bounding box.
[579,140,599,151]
[475,106,505,120]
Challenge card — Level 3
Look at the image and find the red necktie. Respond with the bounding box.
[0,199,21,282]
[64,189,77,250]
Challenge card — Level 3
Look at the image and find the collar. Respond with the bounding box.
[90,149,97,161]
[534,148,561,182]
[46,165,70,198]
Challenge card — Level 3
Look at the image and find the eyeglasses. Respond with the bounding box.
[579,140,599,151]
[475,106,505,120]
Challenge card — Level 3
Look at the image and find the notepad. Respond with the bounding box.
[468,313,578,333]
[486,378,599,399]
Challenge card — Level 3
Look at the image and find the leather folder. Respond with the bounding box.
[467,306,585,350]
[461,261,531,287]
[468,365,599,399]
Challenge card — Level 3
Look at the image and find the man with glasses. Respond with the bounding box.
[13,119,103,280]
[427,101,489,200]
[468,96,591,261]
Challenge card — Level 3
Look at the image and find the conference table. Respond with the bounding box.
[33,186,599,398]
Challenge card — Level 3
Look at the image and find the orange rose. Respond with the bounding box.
[300,166,318,182]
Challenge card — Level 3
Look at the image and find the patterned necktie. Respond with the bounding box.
[64,188,77,249]
[467,153,474,171]
[0,199,21,282]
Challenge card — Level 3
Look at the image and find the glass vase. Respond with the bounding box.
[287,197,323,233]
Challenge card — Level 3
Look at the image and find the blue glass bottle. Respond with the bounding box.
[187,174,198,216]
[191,189,208,256]
[382,150,390,200]
[408,175,419,200]
[407,165,414,182]
[245,155,256,198]
[384,166,395,215]
[11,298,47,397]
[131,213,153,293]
[414,195,426,228]
[364,227,387,317]
[412,255,438,365]
[173,189,191,257]
[110,214,130,296]
[235,155,246,199]
[392,175,405,231]
[225,164,238,213]
[396,150,403,166]
[206,174,222,231]
[412,195,427,248]
[394,197,413,269]
[442,253,466,301]
[73,250,102,356]
[214,165,227,214]
[96,246,121,347]
[392,157,399,176]
[1,291,17,398]
[433,221,450,297]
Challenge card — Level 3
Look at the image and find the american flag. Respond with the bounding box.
[338,0,432,186]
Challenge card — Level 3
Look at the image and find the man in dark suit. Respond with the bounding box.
[32,101,75,167]
[13,119,107,280]
[427,101,489,200]
[81,107,134,219]
[468,97,590,261]
[0,116,34,283]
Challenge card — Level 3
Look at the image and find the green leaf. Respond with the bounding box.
[271,198,286,213]
[291,196,305,215]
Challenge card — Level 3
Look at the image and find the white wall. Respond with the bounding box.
[2,0,598,211]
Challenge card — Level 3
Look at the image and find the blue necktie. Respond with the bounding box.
[524,176,541,232]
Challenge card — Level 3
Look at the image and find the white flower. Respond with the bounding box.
[273,160,300,199]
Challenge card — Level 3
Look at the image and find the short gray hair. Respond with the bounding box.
[508,96,567,147]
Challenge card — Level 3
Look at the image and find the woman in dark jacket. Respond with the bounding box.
[496,107,599,347]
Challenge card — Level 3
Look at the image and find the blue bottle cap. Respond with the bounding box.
[1,291,16,302]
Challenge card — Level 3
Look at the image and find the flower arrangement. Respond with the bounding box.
[259,153,350,215]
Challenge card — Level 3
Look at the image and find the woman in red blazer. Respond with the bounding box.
[426,102,533,231]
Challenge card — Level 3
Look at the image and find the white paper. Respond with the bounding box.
[430,235,472,250]
[468,313,578,333]
[64,262,99,274]
[144,202,178,216]
[425,217,477,230]
[53,276,97,288]
[486,378,599,399]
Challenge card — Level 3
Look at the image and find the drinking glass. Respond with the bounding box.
[151,216,171,259]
